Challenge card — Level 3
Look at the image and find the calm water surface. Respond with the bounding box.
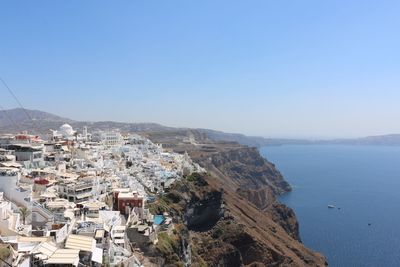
[260,145,400,267]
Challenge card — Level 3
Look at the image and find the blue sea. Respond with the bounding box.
[260,145,400,267]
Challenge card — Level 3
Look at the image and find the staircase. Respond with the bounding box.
[31,202,54,222]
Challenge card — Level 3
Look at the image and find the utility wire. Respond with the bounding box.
[0,76,40,133]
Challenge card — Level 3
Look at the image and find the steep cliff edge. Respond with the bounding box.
[206,146,292,194]
[192,146,301,242]
[146,130,327,266]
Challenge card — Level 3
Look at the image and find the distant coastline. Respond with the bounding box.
[200,129,400,147]
[1,108,400,147]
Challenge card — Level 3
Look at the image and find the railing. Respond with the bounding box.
[72,184,93,191]
[32,202,54,219]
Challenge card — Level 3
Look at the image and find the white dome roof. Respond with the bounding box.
[59,123,74,136]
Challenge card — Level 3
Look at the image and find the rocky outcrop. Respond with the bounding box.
[237,186,274,210]
[146,130,327,266]
[186,189,223,230]
[206,146,292,194]
[265,202,301,241]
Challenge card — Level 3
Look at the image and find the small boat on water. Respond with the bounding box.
[328,205,335,209]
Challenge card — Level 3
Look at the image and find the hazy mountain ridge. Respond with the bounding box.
[0,108,174,134]
[198,129,400,146]
[197,128,313,147]
[0,108,399,145]
[0,108,74,126]
[327,134,400,146]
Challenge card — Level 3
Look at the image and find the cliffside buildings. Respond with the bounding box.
[0,125,204,266]
[92,130,123,147]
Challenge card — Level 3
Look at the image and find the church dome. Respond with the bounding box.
[59,123,74,136]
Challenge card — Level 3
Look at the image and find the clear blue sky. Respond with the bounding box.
[1,1,399,138]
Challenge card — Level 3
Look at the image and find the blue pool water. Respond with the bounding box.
[154,215,165,225]
[260,145,400,267]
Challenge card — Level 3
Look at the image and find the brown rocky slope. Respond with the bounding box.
[146,130,327,266]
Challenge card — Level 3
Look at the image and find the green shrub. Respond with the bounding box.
[187,172,208,186]
[187,172,202,182]
[211,227,223,239]
[156,232,178,255]
[0,246,11,260]
[166,192,181,203]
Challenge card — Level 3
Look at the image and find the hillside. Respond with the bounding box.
[197,129,312,147]
[0,108,74,130]
[0,108,328,265]
[1,108,400,146]
[0,108,173,134]
[146,130,327,266]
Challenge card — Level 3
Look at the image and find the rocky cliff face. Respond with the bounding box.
[265,202,301,241]
[146,130,327,266]
[185,189,223,230]
[206,146,292,195]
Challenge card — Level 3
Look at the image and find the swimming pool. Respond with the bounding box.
[154,215,165,225]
